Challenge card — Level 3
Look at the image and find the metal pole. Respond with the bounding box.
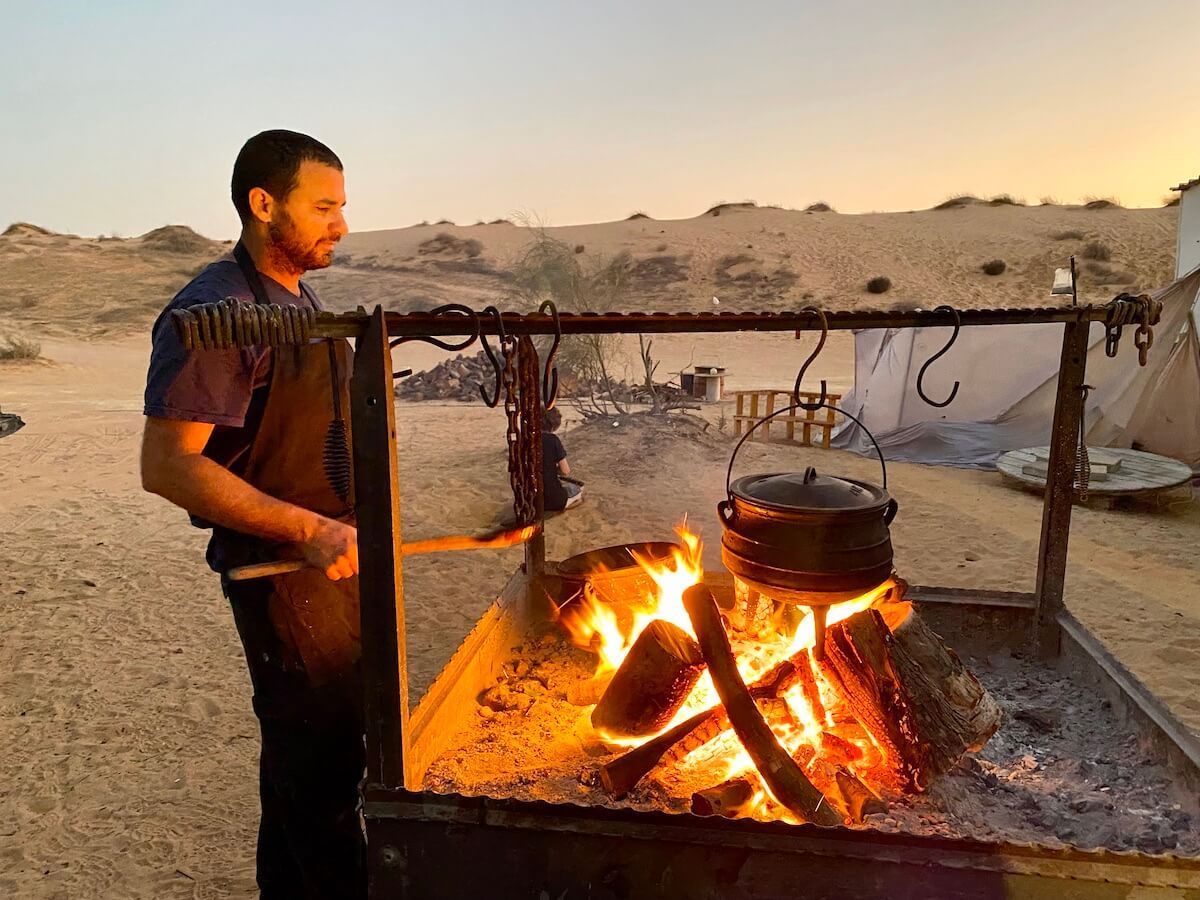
[1034,316,1090,657]
[351,306,409,789]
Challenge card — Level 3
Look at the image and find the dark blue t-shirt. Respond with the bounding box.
[144,256,322,571]
[144,256,322,429]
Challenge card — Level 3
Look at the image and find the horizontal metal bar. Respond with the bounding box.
[312,304,1115,341]
[363,791,1200,889]
[907,585,1038,609]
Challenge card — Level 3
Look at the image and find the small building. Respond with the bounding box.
[1171,175,1200,281]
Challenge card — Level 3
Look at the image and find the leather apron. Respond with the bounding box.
[218,244,361,688]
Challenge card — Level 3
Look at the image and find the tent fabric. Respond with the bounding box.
[832,269,1200,471]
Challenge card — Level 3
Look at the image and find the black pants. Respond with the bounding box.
[224,578,366,899]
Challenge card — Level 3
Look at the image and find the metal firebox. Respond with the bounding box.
[179,301,1200,897]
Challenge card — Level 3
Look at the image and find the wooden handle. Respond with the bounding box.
[225,524,540,582]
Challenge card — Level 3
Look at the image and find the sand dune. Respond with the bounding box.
[1,202,1177,340]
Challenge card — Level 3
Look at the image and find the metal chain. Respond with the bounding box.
[1103,293,1161,365]
[503,337,543,525]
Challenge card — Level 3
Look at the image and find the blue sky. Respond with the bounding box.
[3,0,1198,238]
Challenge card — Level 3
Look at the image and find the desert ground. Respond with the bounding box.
[1,200,1195,897]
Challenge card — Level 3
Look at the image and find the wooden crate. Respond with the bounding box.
[732,389,842,448]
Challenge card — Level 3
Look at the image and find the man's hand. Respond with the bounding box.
[300,516,359,581]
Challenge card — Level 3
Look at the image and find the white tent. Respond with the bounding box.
[832,268,1200,471]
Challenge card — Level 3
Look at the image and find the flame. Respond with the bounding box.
[560,520,704,677]
[558,518,900,791]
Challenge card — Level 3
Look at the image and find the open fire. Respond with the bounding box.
[557,523,1001,826]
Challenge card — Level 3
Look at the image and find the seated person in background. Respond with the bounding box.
[542,407,583,511]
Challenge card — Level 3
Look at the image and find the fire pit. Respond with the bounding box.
[175,300,1200,896]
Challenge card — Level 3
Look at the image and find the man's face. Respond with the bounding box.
[268,161,348,271]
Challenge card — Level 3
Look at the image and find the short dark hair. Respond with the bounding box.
[231,130,343,224]
[543,407,563,432]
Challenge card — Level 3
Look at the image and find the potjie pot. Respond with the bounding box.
[718,466,898,605]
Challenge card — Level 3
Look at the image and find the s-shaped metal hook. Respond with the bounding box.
[539,300,562,410]
[916,305,961,409]
[792,307,829,411]
[477,306,507,408]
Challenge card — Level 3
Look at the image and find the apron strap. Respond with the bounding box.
[233,241,274,306]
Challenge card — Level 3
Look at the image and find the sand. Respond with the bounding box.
[1,206,1196,897]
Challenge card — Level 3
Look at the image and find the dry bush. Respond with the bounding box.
[1039,196,1060,206]
[419,233,484,258]
[705,200,758,216]
[981,259,1007,276]
[2,221,53,237]
[1052,230,1086,241]
[1083,197,1121,210]
[1082,241,1111,261]
[988,194,1023,206]
[434,218,455,226]
[574,244,585,254]
[0,335,42,360]
[413,220,430,227]
[1083,261,1135,285]
[804,202,835,213]
[1164,195,1181,207]
[626,211,651,220]
[630,255,689,287]
[488,218,514,225]
[933,195,978,210]
[866,276,892,294]
[139,225,216,254]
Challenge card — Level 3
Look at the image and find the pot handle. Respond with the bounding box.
[884,498,899,526]
[725,400,891,505]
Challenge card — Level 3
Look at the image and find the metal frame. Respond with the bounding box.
[334,302,1198,896]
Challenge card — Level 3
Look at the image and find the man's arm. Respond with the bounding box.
[558,457,572,477]
[140,417,357,580]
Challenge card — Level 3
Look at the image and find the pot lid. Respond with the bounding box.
[730,467,887,512]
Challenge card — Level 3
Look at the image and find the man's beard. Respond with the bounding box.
[267,211,336,273]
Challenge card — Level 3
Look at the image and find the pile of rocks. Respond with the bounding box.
[395,350,497,402]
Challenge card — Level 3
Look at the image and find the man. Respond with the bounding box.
[141,130,364,898]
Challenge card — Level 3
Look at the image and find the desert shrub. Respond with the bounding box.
[1083,197,1121,210]
[2,222,53,237]
[1082,241,1111,261]
[574,244,585,254]
[866,276,892,294]
[981,259,1007,276]
[419,233,484,258]
[933,195,978,210]
[0,335,41,360]
[626,211,651,220]
[804,202,834,212]
[1164,195,1181,207]
[488,218,513,225]
[1039,196,1060,206]
[705,200,758,216]
[988,194,1023,206]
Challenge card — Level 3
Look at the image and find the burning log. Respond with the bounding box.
[834,768,887,822]
[818,607,1002,793]
[597,651,810,798]
[690,777,756,818]
[683,583,843,827]
[566,675,613,707]
[590,620,705,738]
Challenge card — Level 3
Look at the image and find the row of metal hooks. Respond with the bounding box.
[388,299,962,415]
[388,301,562,411]
[791,305,962,410]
